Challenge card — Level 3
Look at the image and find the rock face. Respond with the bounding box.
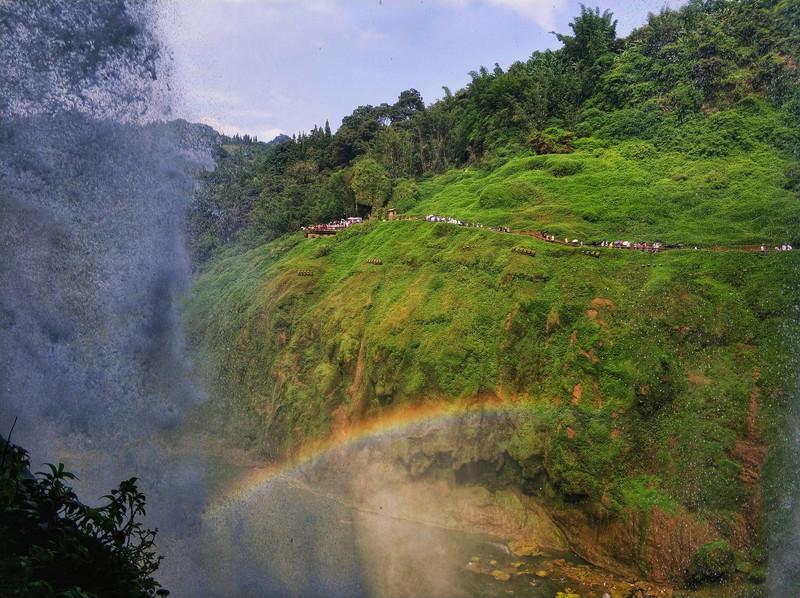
[301,409,753,584]
[310,434,568,557]
[549,504,719,583]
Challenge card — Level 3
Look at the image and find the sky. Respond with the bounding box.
[165,0,686,141]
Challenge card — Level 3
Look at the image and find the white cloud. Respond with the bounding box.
[254,127,285,141]
[430,0,567,30]
[484,0,568,30]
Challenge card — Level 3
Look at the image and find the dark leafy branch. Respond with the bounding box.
[0,437,168,598]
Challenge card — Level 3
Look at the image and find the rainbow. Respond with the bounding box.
[205,399,537,519]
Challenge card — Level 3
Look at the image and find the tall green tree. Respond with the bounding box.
[350,157,391,212]
[556,5,620,99]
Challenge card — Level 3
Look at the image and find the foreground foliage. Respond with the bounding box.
[0,439,168,598]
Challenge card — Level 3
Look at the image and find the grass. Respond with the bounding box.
[402,105,800,248]
[185,218,800,525]
[185,102,800,575]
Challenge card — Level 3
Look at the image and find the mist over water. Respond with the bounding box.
[768,410,800,595]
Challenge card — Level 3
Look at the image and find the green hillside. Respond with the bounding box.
[406,106,799,246]
[185,0,800,589]
[188,219,799,492]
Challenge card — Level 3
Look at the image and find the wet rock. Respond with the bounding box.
[509,539,543,557]
[624,581,672,598]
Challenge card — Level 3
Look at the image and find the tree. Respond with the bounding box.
[391,89,425,124]
[334,104,392,165]
[350,157,391,211]
[0,437,169,597]
[555,5,620,99]
[372,127,416,177]
[527,127,575,154]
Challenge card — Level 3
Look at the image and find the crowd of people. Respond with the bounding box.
[304,213,795,255]
[598,239,664,252]
[425,214,511,233]
[425,214,471,225]
[536,231,663,252]
[762,243,793,251]
[302,216,362,234]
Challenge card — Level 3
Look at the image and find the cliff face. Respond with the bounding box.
[292,407,756,585]
[186,214,800,582]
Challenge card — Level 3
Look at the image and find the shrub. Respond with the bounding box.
[527,127,575,155]
[0,439,168,597]
[784,164,800,193]
[390,178,420,211]
[685,540,736,586]
[618,141,657,160]
[525,155,551,170]
[549,161,584,177]
[704,171,729,189]
[572,137,608,152]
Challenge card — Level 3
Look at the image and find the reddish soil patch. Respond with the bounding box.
[580,348,599,363]
[748,369,761,438]
[330,404,349,439]
[572,383,583,404]
[732,438,767,544]
[504,309,514,332]
[592,382,603,408]
[591,297,616,312]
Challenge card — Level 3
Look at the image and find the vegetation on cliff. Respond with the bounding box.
[185,0,800,586]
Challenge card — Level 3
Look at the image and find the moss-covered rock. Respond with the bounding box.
[685,540,736,586]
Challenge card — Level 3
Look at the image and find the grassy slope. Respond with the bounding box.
[186,214,799,521]
[186,103,800,574]
[399,103,800,246]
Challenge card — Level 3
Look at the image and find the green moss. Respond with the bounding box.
[186,221,800,518]
[686,540,737,586]
[614,476,678,515]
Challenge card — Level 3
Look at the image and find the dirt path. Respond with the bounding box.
[395,216,789,255]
